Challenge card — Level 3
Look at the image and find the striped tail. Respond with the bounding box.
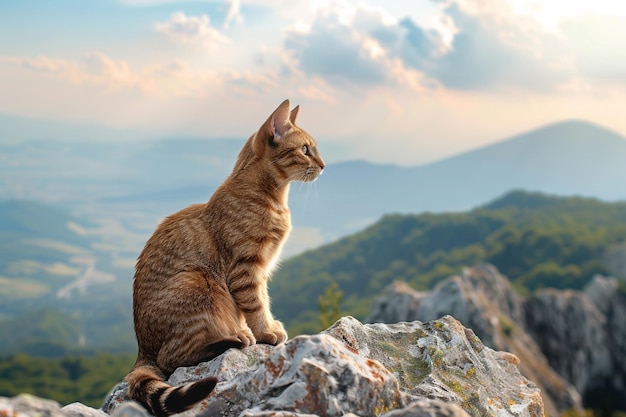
[126,365,218,417]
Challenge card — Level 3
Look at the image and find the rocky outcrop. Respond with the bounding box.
[367,264,626,415]
[1,316,544,417]
[0,394,108,417]
[525,276,626,411]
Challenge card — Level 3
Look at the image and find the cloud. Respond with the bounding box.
[155,12,230,49]
[224,0,243,28]
[420,1,574,91]
[83,52,136,85]
[0,51,171,92]
[560,15,626,85]
[17,55,72,74]
[282,2,432,91]
[280,0,578,92]
[285,23,388,87]
[1,49,290,102]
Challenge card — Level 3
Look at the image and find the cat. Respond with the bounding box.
[124,99,325,416]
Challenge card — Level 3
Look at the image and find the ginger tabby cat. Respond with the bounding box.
[124,99,325,416]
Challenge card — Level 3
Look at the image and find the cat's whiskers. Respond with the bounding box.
[304,174,312,209]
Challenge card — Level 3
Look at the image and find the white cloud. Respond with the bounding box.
[224,0,243,28]
[282,1,436,91]
[3,0,626,167]
[279,0,582,92]
[155,12,230,49]
[421,0,575,91]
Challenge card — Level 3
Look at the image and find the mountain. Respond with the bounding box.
[2,118,626,353]
[414,119,626,201]
[2,119,625,248]
[1,191,625,357]
[271,191,626,335]
[0,138,243,204]
[289,120,626,240]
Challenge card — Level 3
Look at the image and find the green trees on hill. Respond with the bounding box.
[2,191,626,407]
[318,283,343,329]
[0,353,134,407]
[273,191,626,335]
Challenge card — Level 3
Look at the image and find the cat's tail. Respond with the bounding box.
[125,363,217,417]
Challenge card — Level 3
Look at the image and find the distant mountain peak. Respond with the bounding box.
[423,119,626,169]
[508,119,626,145]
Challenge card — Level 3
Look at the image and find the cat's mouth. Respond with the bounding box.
[301,166,323,182]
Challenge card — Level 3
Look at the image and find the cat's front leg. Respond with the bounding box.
[229,276,287,345]
[251,314,287,345]
[243,286,288,345]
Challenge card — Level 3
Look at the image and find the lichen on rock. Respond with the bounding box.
[2,315,544,417]
[323,316,544,417]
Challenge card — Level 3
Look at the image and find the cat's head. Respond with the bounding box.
[251,99,325,183]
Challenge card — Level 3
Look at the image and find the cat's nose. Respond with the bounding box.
[319,159,325,172]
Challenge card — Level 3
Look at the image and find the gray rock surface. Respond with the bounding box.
[1,316,544,417]
[367,264,626,415]
[322,316,543,417]
[525,275,626,411]
[99,315,542,417]
[0,395,111,417]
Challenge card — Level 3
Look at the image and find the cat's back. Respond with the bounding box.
[147,203,207,244]
[135,203,212,281]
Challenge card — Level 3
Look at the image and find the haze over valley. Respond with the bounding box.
[2,117,626,356]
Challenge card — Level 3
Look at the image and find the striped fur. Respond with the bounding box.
[126,363,218,417]
[125,100,325,415]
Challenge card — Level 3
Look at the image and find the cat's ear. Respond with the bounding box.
[289,105,299,125]
[254,99,293,155]
[268,99,293,138]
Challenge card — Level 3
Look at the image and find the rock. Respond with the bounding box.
[525,288,609,390]
[368,264,626,415]
[323,316,543,417]
[0,394,109,417]
[367,264,580,417]
[100,315,542,417]
[525,275,626,411]
[108,402,152,417]
[380,400,471,417]
[63,402,109,417]
[106,333,402,417]
[0,394,68,417]
[2,316,544,417]
[367,265,527,347]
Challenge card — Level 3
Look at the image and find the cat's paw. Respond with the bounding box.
[235,327,256,347]
[256,320,287,345]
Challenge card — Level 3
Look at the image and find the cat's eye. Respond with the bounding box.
[302,145,309,155]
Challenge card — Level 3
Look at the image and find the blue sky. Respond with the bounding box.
[1,0,626,165]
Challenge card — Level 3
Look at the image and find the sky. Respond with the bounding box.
[1,0,626,165]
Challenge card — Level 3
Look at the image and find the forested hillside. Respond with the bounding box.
[272,191,626,334]
[2,190,626,407]
[0,353,134,407]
